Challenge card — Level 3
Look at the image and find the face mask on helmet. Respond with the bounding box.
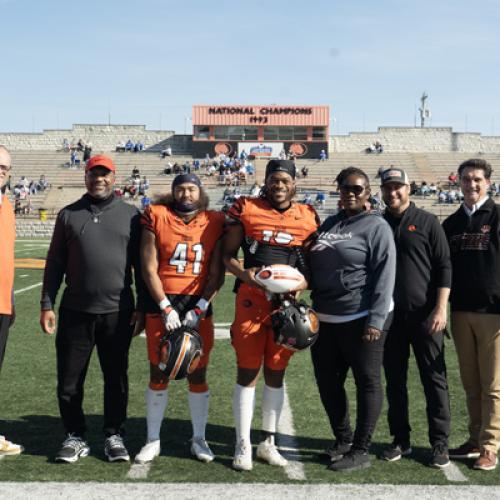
[158,326,203,380]
[271,298,319,351]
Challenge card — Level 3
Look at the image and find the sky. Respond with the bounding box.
[1,0,499,136]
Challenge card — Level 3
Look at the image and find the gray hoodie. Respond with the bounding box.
[309,210,396,330]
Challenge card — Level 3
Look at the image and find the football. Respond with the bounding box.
[254,264,306,294]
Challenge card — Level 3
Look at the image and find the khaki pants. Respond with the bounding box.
[451,312,500,453]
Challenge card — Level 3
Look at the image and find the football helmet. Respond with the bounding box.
[158,326,203,380]
[271,298,319,351]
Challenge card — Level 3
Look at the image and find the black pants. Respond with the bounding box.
[383,310,450,447]
[0,314,11,374]
[56,307,134,437]
[311,316,390,452]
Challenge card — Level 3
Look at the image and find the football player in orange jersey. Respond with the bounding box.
[223,159,320,471]
[135,173,225,464]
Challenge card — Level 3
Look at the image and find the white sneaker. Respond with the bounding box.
[0,435,23,456]
[256,439,288,467]
[190,437,215,463]
[135,440,160,464]
[232,439,253,471]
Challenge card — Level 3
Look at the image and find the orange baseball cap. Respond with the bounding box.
[86,155,116,173]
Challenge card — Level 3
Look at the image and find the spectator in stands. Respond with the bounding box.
[302,192,312,205]
[116,141,126,152]
[141,194,151,210]
[125,139,134,152]
[301,166,309,179]
[319,150,327,161]
[37,175,49,191]
[375,142,384,153]
[70,150,78,168]
[315,191,326,209]
[246,162,255,176]
[448,172,458,189]
[438,190,447,203]
[62,138,70,151]
[161,146,172,158]
[139,176,150,196]
[173,163,182,175]
[420,182,430,197]
[163,162,173,175]
[250,181,260,197]
[77,139,85,151]
[132,166,140,179]
[83,145,92,164]
[279,149,287,160]
[240,150,247,161]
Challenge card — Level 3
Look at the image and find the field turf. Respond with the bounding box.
[0,239,498,485]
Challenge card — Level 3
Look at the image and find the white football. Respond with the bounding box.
[254,264,306,294]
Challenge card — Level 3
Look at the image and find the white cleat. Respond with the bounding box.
[256,439,288,467]
[232,439,253,471]
[135,440,160,464]
[190,437,215,463]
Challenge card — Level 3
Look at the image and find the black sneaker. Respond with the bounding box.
[429,443,450,469]
[55,434,90,463]
[104,434,130,462]
[325,441,353,462]
[381,442,412,461]
[328,448,370,472]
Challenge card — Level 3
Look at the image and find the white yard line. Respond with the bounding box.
[277,383,306,481]
[126,463,152,479]
[1,483,499,500]
[14,282,42,295]
[442,461,468,482]
[214,322,232,327]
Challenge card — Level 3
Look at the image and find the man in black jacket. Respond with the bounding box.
[40,155,143,464]
[379,168,452,469]
[443,158,500,471]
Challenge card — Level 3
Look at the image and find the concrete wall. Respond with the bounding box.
[330,127,500,153]
[0,124,175,152]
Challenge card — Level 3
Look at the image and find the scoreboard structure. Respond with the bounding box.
[191,104,329,159]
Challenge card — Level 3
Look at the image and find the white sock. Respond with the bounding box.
[233,384,255,444]
[188,390,210,440]
[262,385,284,438]
[146,387,168,442]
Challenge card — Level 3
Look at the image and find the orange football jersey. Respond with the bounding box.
[227,196,319,247]
[142,205,225,295]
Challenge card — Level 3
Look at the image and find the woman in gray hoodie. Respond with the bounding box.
[309,166,396,472]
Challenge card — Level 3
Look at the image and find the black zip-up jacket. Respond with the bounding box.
[41,194,141,314]
[384,202,451,313]
[442,197,500,314]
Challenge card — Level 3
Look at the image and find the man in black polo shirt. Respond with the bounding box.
[379,168,452,468]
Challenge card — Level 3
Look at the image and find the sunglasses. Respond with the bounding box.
[339,184,365,195]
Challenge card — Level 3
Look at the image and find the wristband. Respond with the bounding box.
[158,296,171,310]
[196,298,209,312]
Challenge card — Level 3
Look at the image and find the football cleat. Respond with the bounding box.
[256,438,288,467]
[254,264,306,294]
[232,439,253,471]
[135,440,161,464]
[271,298,319,351]
[158,326,203,380]
[190,437,215,463]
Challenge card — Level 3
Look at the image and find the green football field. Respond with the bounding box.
[0,239,498,486]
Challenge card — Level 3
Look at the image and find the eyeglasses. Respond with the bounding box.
[0,165,11,172]
[339,184,365,195]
